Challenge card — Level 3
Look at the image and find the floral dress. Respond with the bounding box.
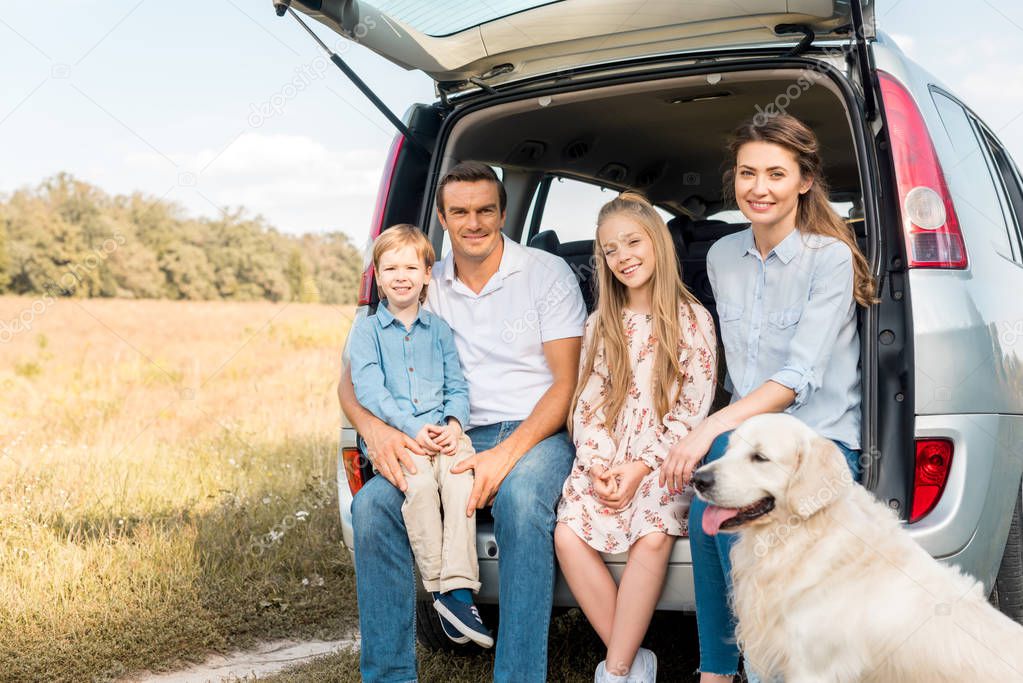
[557,304,717,553]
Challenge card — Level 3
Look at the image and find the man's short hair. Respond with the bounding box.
[435,161,507,215]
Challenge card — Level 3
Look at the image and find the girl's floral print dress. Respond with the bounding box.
[557,304,717,553]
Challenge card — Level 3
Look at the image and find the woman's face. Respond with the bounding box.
[734,141,812,230]
[598,214,655,296]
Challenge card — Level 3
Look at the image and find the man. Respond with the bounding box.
[338,161,586,682]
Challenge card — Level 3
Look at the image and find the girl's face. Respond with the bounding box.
[598,214,655,298]
[734,141,812,230]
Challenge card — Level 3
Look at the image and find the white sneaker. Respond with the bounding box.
[627,648,657,683]
[594,660,630,683]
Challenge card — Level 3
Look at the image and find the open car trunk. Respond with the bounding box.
[429,63,866,318]
[420,60,914,563]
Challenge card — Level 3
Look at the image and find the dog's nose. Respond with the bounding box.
[691,468,714,493]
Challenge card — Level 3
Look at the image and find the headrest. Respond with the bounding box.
[528,229,561,254]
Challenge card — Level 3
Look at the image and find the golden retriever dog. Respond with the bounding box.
[691,413,1023,682]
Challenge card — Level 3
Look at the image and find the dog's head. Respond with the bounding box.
[692,414,855,536]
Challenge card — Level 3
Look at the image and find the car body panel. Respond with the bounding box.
[330,27,1023,619]
[287,0,872,90]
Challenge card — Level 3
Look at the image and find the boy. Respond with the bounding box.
[347,224,493,648]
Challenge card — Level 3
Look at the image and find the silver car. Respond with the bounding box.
[277,0,1023,651]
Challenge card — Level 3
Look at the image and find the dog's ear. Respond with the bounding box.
[785,436,854,519]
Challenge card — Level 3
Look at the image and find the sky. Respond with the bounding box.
[2,1,1023,246]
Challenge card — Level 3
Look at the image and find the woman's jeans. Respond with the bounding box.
[689,430,861,678]
[352,421,575,683]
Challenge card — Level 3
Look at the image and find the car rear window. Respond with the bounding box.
[373,0,563,37]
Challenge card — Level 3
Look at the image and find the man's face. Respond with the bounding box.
[436,180,506,263]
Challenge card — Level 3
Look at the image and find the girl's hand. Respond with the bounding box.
[596,461,651,510]
[660,427,715,494]
[590,466,617,501]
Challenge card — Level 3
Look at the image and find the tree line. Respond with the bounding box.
[0,174,364,304]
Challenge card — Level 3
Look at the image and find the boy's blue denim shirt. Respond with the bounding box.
[348,299,470,439]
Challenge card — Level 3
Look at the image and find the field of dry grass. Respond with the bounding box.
[0,295,359,682]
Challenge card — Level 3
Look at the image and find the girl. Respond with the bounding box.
[660,114,877,682]
[555,193,717,683]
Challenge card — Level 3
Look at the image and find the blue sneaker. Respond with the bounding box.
[431,592,470,645]
[433,593,494,648]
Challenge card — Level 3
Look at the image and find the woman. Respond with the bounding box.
[658,114,877,682]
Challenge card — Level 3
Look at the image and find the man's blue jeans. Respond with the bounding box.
[689,430,861,678]
[352,421,575,683]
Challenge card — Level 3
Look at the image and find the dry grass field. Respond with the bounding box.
[0,295,359,682]
[0,294,706,683]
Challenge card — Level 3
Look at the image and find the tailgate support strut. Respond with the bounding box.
[850,0,877,121]
[279,6,429,156]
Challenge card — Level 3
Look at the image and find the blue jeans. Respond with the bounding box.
[352,421,576,683]
[689,431,861,678]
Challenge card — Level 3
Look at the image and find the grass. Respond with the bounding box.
[261,611,709,682]
[0,296,358,683]
[0,295,719,683]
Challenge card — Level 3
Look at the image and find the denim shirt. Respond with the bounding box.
[348,300,470,439]
[707,227,861,449]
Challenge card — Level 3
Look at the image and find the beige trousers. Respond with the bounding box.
[401,434,480,593]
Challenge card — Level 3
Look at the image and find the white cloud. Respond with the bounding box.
[126,132,386,240]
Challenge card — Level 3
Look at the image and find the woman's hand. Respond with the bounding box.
[660,424,716,494]
[596,461,651,510]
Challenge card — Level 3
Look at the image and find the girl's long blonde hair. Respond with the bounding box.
[569,192,702,436]
[724,114,877,306]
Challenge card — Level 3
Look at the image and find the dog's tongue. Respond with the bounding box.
[702,505,740,536]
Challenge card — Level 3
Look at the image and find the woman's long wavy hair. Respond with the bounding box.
[569,192,703,437]
[724,114,877,307]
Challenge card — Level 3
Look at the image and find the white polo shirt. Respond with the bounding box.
[426,235,586,428]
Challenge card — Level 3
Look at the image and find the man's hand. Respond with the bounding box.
[596,461,651,510]
[431,418,463,456]
[450,443,516,516]
[367,423,426,493]
[660,424,715,494]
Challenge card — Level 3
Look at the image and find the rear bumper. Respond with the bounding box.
[338,414,1023,608]
[905,414,1023,589]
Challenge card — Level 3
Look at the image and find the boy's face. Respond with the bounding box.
[376,245,431,309]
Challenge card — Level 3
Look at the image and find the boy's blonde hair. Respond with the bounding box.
[372,224,435,303]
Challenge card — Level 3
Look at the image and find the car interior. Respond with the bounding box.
[428,70,866,408]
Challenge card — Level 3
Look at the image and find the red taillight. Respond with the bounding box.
[910,439,954,522]
[357,263,376,307]
[878,71,967,269]
[342,446,365,495]
[358,133,406,305]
